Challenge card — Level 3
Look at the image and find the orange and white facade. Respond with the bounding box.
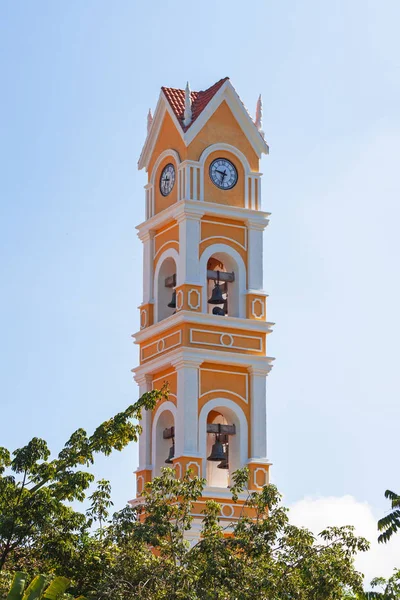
[133,78,274,538]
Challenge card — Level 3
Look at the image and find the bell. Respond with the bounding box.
[168,291,176,309]
[165,442,175,464]
[207,438,226,462]
[212,306,225,316]
[217,444,229,469]
[217,457,229,469]
[208,283,225,305]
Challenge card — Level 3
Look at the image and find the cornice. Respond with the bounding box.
[132,347,274,379]
[132,310,274,344]
[136,199,270,238]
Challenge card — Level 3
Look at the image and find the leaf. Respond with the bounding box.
[21,575,47,600]
[42,577,71,599]
[6,572,28,600]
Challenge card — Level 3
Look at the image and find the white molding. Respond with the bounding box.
[199,387,248,404]
[199,142,251,175]
[183,81,269,157]
[133,347,274,381]
[138,82,269,172]
[136,199,269,239]
[198,397,248,478]
[251,298,265,320]
[151,401,177,472]
[138,93,168,171]
[190,328,262,353]
[153,370,176,383]
[141,330,182,362]
[201,218,247,251]
[200,234,247,252]
[149,148,181,185]
[187,288,201,310]
[198,242,247,317]
[133,309,273,344]
[199,367,249,403]
[154,221,179,240]
[247,458,272,466]
[153,247,179,323]
[176,289,184,311]
[154,239,179,260]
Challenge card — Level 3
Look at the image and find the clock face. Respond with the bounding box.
[209,158,238,190]
[160,163,176,196]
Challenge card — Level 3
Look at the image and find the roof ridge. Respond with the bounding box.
[161,77,229,131]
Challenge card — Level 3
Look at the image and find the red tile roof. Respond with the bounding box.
[162,77,229,131]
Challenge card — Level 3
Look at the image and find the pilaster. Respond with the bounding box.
[246,218,267,291]
[172,357,203,458]
[134,373,153,497]
[249,365,271,461]
[177,208,204,286]
[135,373,153,470]
[139,229,155,304]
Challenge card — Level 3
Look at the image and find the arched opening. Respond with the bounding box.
[206,252,240,317]
[156,256,177,322]
[154,408,175,477]
[205,407,240,488]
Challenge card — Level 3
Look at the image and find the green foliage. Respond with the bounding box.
[345,569,400,599]
[88,467,369,600]
[378,490,400,544]
[3,572,83,600]
[0,384,383,599]
[0,385,167,572]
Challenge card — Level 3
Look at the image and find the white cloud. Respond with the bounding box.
[289,495,400,586]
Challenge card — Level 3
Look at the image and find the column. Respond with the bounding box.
[177,211,203,286]
[135,374,153,468]
[246,219,265,291]
[140,230,155,304]
[172,358,202,457]
[249,366,271,460]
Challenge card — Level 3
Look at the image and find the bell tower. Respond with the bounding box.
[133,78,273,535]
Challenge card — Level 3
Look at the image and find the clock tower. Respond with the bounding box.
[133,78,273,538]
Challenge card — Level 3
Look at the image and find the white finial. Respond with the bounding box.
[255,94,265,139]
[147,108,153,134]
[183,81,192,127]
[255,94,263,133]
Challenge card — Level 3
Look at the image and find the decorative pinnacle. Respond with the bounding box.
[147,108,153,134]
[183,81,192,127]
[255,94,265,139]
[255,94,263,131]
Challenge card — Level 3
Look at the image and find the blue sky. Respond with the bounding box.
[1,1,400,575]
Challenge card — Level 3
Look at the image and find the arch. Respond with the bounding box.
[199,243,246,318]
[199,143,251,175]
[150,149,181,185]
[151,401,177,477]
[198,398,248,486]
[153,247,179,323]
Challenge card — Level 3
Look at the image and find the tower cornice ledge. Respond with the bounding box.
[136,199,270,239]
[132,310,274,345]
[132,347,274,381]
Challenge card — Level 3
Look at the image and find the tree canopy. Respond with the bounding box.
[0,387,388,599]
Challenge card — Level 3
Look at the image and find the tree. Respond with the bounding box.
[378,490,400,544]
[0,385,167,573]
[344,569,400,599]
[90,467,370,600]
[0,385,372,599]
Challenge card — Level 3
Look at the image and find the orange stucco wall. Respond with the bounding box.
[187,101,259,170]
